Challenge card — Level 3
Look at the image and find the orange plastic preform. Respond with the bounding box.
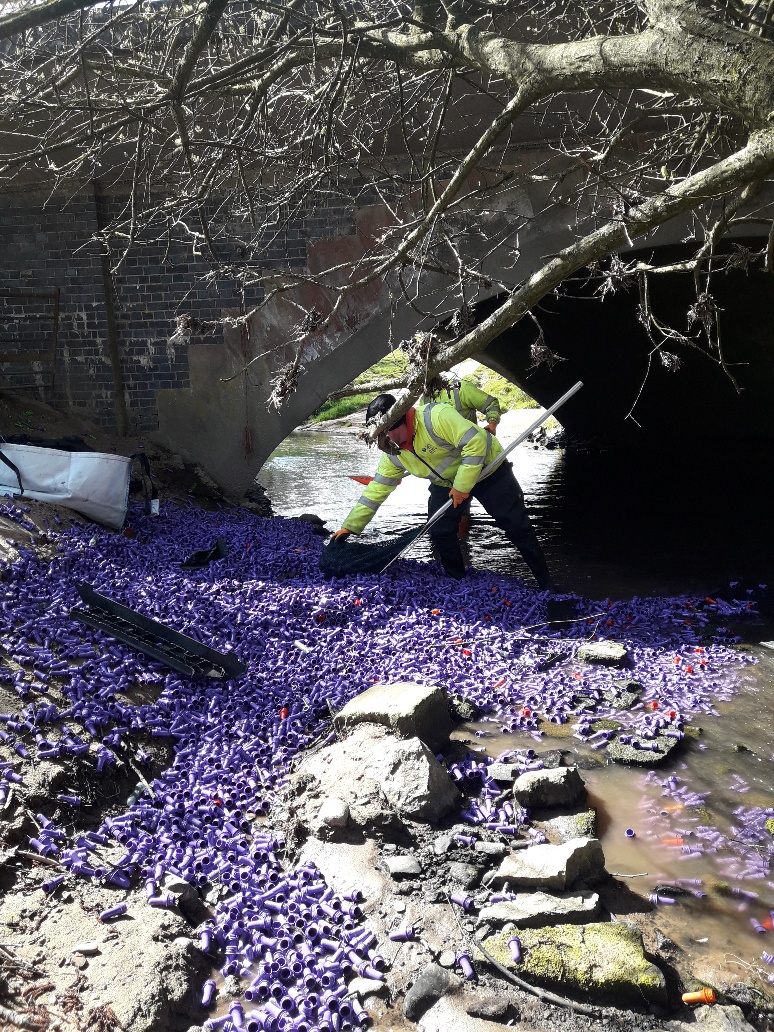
[682,988,716,1005]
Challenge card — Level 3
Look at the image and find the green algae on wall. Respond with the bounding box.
[481,922,667,1007]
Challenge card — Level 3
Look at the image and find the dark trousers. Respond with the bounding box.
[428,462,552,587]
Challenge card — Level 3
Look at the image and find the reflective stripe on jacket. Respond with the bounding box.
[342,403,503,535]
[418,379,501,426]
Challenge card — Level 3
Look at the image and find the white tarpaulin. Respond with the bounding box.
[0,443,132,530]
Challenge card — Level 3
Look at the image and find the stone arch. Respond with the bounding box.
[156,185,774,495]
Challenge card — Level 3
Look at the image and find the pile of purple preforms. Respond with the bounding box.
[0,499,762,1027]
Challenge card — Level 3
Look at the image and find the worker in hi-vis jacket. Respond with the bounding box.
[333,394,555,590]
[419,376,501,434]
[418,377,502,539]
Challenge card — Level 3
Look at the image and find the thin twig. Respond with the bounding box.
[426,612,607,649]
[14,850,63,869]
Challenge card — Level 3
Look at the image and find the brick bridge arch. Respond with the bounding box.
[156,184,774,497]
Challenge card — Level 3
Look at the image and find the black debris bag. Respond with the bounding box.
[319,528,426,576]
[181,537,229,570]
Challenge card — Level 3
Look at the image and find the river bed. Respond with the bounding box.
[261,413,774,995]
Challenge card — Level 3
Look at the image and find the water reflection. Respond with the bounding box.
[261,423,774,600]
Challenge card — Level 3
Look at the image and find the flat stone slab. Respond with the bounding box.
[539,810,597,844]
[480,922,666,1006]
[477,890,600,928]
[607,678,644,709]
[474,841,507,859]
[607,734,681,766]
[513,766,585,809]
[416,991,513,1032]
[487,762,519,782]
[334,681,453,748]
[383,855,422,878]
[487,837,605,891]
[576,641,629,667]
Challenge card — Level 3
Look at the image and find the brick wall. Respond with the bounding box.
[0,184,358,432]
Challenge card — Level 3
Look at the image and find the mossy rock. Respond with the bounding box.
[480,922,666,1007]
[538,719,576,739]
[590,718,622,732]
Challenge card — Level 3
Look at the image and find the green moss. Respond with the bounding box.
[474,366,540,410]
[688,804,712,822]
[481,923,666,1005]
[309,350,410,423]
[310,352,543,424]
[766,818,774,836]
[308,393,372,422]
[709,879,733,897]
[537,719,576,738]
[591,718,622,732]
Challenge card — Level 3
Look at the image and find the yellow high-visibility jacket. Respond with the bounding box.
[418,378,501,427]
[343,403,504,535]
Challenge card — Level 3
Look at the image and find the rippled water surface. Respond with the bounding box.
[261,417,774,991]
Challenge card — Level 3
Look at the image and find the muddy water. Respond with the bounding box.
[260,417,774,991]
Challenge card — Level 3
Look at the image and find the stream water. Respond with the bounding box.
[260,414,774,997]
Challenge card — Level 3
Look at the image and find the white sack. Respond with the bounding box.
[0,443,132,530]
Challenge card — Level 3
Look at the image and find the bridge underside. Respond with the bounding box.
[476,240,774,447]
[156,187,774,496]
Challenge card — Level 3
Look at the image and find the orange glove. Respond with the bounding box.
[486,421,498,435]
[449,488,470,508]
[332,529,351,540]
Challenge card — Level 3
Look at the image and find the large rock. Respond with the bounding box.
[668,1005,757,1032]
[607,734,681,766]
[334,681,453,748]
[480,922,667,1006]
[477,889,600,929]
[576,641,629,666]
[539,810,597,844]
[403,963,460,1021]
[288,724,459,829]
[512,767,585,809]
[486,838,606,891]
[1,882,210,1032]
[372,736,461,822]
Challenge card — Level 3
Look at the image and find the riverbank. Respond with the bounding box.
[298,405,551,440]
[0,484,772,1031]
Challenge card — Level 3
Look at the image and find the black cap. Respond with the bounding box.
[365,393,405,430]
